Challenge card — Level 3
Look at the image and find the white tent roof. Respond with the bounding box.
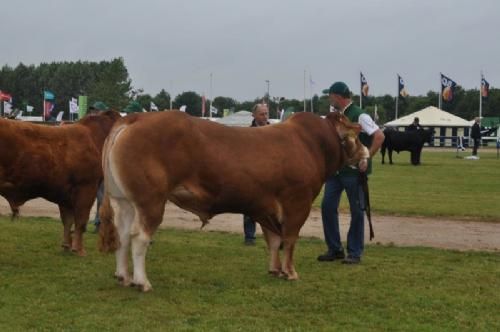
[216,110,253,127]
[215,110,280,127]
[385,106,471,127]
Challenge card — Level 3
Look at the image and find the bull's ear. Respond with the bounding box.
[336,120,361,140]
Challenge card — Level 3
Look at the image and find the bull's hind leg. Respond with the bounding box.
[280,202,311,280]
[262,227,282,277]
[130,201,165,292]
[113,198,135,286]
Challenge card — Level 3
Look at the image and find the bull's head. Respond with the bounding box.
[326,112,370,167]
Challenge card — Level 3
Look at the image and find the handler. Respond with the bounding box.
[318,82,384,264]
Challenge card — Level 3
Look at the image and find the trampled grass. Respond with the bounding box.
[314,149,500,221]
[1,217,499,331]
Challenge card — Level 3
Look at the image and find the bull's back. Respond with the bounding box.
[0,119,101,200]
[103,112,329,208]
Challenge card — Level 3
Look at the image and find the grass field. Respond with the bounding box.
[314,149,500,221]
[1,217,499,331]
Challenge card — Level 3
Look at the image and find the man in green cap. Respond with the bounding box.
[318,82,384,264]
[88,101,108,232]
[89,101,109,115]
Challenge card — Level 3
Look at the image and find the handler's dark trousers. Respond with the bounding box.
[321,174,365,258]
[472,138,480,156]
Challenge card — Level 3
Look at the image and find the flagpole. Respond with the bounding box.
[479,71,482,119]
[360,72,363,109]
[169,80,173,110]
[309,71,313,113]
[395,74,399,120]
[209,72,213,119]
[43,91,46,122]
[303,69,306,112]
[438,73,442,110]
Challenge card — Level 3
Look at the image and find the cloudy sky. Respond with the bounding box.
[1,0,499,101]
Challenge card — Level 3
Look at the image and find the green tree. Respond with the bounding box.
[154,89,171,111]
[174,91,202,116]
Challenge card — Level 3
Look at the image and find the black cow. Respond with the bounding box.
[381,128,434,165]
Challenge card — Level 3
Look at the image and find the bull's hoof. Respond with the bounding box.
[268,270,281,277]
[115,274,132,287]
[280,271,299,281]
[131,281,152,292]
[61,244,71,251]
[71,248,87,256]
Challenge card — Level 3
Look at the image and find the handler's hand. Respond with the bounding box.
[358,158,368,172]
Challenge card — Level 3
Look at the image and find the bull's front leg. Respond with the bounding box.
[389,149,394,164]
[262,227,282,276]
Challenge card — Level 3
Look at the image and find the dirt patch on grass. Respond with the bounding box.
[1,197,498,252]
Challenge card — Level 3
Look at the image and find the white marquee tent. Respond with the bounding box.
[385,106,471,127]
[385,106,472,147]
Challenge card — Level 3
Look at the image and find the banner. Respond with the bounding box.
[398,75,409,97]
[150,101,159,111]
[43,100,54,121]
[441,73,457,102]
[78,96,88,119]
[0,91,12,102]
[360,72,369,97]
[481,75,490,99]
[3,101,12,114]
[210,106,218,114]
[69,97,79,114]
[26,105,34,113]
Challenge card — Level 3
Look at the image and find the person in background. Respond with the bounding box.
[318,82,385,264]
[470,117,481,157]
[88,101,109,233]
[407,117,423,131]
[243,103,270,245]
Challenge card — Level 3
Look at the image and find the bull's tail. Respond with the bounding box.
[98,191,120,253]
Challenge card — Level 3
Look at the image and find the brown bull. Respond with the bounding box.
[99,111,369,291]
[0,111,121,255]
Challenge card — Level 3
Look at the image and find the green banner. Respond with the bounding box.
[78,96,88,119]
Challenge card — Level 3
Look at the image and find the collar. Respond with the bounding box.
[340,101,353,114]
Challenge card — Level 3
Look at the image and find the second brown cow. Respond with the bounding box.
[0,110,121,255]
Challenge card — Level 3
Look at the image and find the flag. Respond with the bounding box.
[69,98,79,114]
[360,72,369,97]
[150,101,159,111]
[201,95,206,117]
[43,90,55,121]
[26,105,34,113]
[3,101,12,114]
[441,73,457,102]
[179,105,187,112]
[44,100,55,120]
[398,75,409,97]
[0,91,12,102]
[481,75,490,99]
[44,90,55,100]
[210,106,218,114]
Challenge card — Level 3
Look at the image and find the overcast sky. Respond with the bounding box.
[1,0,499,101]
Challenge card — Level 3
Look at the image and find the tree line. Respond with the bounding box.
[1,58,498,122]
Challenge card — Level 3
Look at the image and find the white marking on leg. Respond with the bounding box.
[113,198,135,286]
[131,223,152,292]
